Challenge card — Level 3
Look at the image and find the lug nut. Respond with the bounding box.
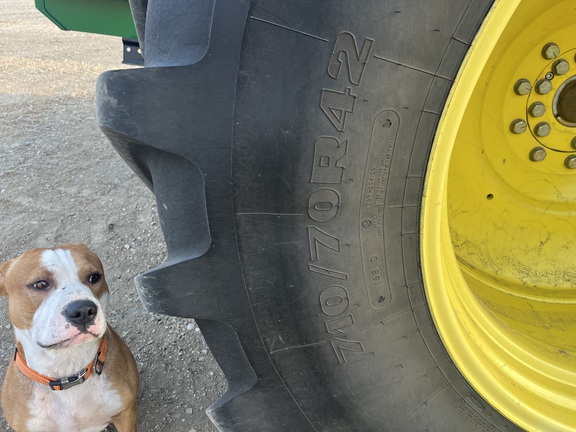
[514,79,532,95]
[529,102,546,117]
[510,119,527,134]
[542,43,560,60]
[529,147,547,162]
[534,122,551,137]
[565,155,576,169]
[552,59,570,75]
[571,137,576,149]
[536,79,553,95]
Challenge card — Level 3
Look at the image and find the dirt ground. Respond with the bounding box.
[0,1,226,430]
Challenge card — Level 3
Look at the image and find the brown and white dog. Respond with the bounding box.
[0,244,139,431]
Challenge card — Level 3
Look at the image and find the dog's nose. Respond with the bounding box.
[64,300,98,328]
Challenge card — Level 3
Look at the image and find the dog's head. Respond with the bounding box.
[0,244,109,349]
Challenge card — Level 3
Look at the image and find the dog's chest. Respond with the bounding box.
[25,373,122,432]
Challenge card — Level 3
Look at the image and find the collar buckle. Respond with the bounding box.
[49,368,88,391]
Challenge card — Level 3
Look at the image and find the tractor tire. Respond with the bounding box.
[98,0,576,430]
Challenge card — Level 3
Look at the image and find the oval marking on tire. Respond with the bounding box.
[359,110,400,309]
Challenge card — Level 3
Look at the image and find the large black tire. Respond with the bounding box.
[98,1,523,430]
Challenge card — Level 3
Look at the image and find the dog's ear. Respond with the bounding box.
[0,259,14,297]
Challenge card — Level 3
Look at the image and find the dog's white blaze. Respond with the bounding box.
[30,249,107,351]
[41,249,79,283]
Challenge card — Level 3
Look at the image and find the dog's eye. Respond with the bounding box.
[88,273,102,284]
[31,280,50,290]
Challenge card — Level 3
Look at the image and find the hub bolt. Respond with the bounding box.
[542,43,560,60]
[510,119,527,134]
[535,79,553,95]
[565,155,576,169]
[529,147,547,162]
[514,79,532,95]
[552,59,570,75]
[534,122,551,137]
[529,102,546,117]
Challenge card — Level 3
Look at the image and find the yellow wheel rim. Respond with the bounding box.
[422,1,576,430]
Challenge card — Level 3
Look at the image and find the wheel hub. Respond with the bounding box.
[521,47,576,154]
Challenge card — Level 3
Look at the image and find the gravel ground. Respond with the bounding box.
[0,1,226,430]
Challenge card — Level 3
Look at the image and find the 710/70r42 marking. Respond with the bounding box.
[307,31,374,364]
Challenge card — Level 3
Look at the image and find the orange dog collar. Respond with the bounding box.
[13,334,109,391]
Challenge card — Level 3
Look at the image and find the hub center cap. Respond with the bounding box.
[554,76,576,126]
